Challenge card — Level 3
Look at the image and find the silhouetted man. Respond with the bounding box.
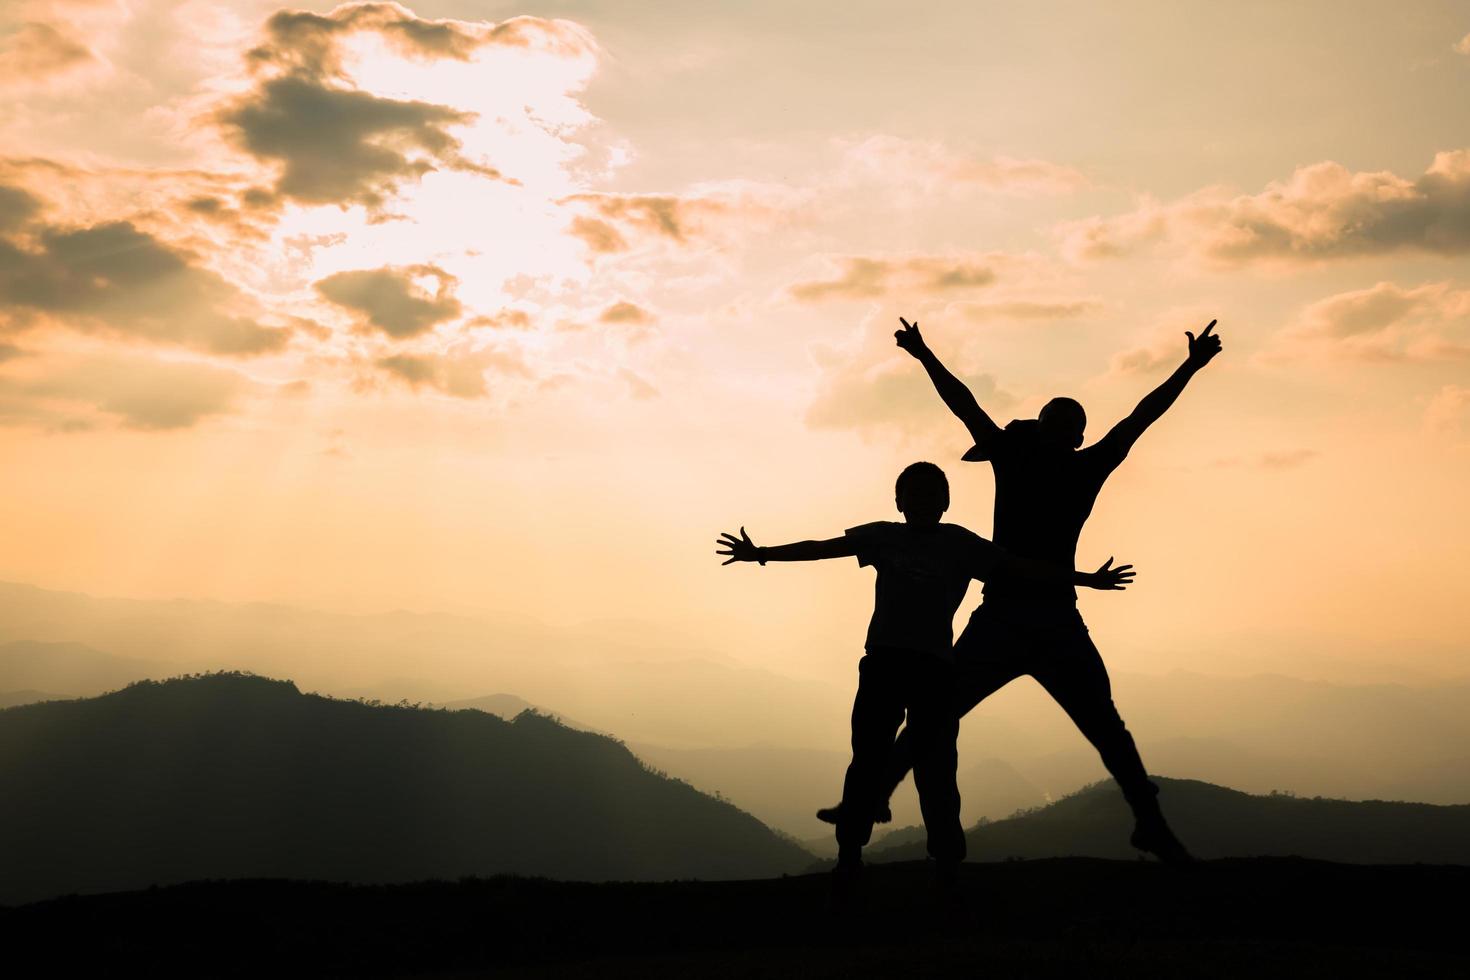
[821,318,1222,863]
[717,462,1133,879]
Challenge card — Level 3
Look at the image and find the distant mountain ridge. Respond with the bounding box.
[0,673,812,905]
[870,777,1470,865]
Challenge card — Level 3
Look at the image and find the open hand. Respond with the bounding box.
[1090,557,1135,591]
[715,527,760,565]
[894,317,927,357]
[1186,319,1222,368]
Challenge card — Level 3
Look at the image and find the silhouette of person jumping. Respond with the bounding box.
[818,318,1222,863]
[718,462,1134,878]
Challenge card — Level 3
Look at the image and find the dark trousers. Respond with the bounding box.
[884,602,1160,819]
[838,648,966,864]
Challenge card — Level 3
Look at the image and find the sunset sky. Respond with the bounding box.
[2,0,1468,693]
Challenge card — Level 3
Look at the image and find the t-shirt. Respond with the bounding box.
[963,419,1129,602]
[844,521,1004,657]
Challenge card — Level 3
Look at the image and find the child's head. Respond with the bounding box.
[894,461,949,525]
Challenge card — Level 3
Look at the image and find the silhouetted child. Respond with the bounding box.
[717,462,1132,877]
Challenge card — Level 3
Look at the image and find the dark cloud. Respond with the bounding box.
[247,4,593,79]
[218,75,486,210]
[599,301,654,326]
[0,184,42,233]
[220,4,592,210]
[374,346,528,398]
[467,308,534,329]
[789,255,997,302]
[315,264,462,338]
[0,354,246,431]
[0,214,288,355]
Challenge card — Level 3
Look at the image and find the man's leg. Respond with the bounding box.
[835,653,907,868]
[1031,616,1192,863]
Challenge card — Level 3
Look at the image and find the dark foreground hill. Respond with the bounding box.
[0,673,810,905]
[4,859,1467,978]
[871,777,1470,865]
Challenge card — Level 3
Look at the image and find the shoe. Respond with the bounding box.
[815,800,893,825]
[1130,818,1194,864]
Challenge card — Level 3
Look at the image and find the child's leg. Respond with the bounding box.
[906,658,965,866]
[835,653,907,866]
[874,610,1024,816]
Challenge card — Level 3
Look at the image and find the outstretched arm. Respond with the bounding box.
[990,554,1136,590]
[716,527,857,566]
[1096,319,1222,461]
[895,317,1002,446]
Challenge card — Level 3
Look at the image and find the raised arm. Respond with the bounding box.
[895,318,1002,446]
[1096,319,1222,460]
[715,527,857,566]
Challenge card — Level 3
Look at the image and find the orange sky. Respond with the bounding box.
[1,1,1468,691]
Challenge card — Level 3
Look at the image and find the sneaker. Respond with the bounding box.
[1130,818,1194,864]
[815,800,893,825]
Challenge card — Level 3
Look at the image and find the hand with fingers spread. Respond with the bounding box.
[1086,557,1136,591]
[1185,319,1222,369]
[715,527,765,566]
[894,316,928,357]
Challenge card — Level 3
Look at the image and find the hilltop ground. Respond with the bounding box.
[5,858,1466,978]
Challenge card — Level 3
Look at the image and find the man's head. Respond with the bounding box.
[1038,396,1087,449]
[895,461,949,525]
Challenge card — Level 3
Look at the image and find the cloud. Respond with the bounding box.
[215,3,594,210]
[837,135,1088,197]
[0,21,97,88]
[374,344,528,398]
[1212,449,1320,471]
[1060,151,1470,266]
[1424,384,1470,435]
[467,308,534,330]
[619,368,658,400]
[806,315,1015,436]
[561,193,730,254]
[1108,308,1217,375]
[245,3,593,79]
[788,254,1001,302]
[560,187,789,254]
[0,205,289,356]
[217,75,488,210]
[0,353,247,430]
[315,265,462,338]
[0,184,42,233]
[598,300,654,326]
[1272,281,1470,362]
[566,215,627,254]
[947,298,1103,322]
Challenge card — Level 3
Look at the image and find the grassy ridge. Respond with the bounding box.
[6,859,1467,978]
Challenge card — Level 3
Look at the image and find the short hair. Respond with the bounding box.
[895,461,949,510]
[1041,396,1087,430]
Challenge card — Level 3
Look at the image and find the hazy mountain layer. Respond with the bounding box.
[871,777,1470,865]
[0,673,811,905]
